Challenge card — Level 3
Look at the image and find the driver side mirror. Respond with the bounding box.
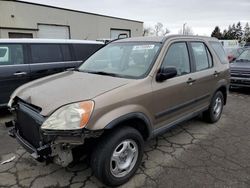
[156,67,177,82]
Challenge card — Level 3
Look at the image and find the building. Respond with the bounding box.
[0,0,143,40]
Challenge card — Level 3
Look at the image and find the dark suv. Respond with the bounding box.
[8,35,229,186]
[0,39,103,107]
[230,48,250,87]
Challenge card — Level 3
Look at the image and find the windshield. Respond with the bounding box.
[236,49,250,62]
[78,42,161,79]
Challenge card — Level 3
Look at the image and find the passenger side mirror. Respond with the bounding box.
[156,67,177,82]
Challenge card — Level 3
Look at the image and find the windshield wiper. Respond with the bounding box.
[236,59,250,62]
[83,71,119,77]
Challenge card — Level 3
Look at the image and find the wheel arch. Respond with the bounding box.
[104,112,153,140]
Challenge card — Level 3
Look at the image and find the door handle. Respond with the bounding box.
[13,72,27,76]
[186,78,196,85]
[213,71,220,77]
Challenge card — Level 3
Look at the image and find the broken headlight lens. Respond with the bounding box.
[41,101,94,130]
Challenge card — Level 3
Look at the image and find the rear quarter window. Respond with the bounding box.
[209,41,228,64]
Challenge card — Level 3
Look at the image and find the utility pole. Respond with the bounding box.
[183,23,186,35]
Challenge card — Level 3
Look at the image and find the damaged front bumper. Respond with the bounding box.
[8,120,102,166]
[7,101,102,167]
[9,127,51,160]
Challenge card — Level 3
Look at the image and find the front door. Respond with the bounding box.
[152,41,199,131]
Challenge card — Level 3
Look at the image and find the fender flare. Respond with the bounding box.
[104,112,153,139]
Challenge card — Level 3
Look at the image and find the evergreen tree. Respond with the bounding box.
[212,22,250,42]
[235,22,243,42]
[211,26,222,39]
[243,22,250,42]
[231,24,237,39]
[222,29,228,39]
[224,25,236,40]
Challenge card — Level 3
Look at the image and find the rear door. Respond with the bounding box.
[0,44,30,105]
[29,43,78,81]
[187,41,217,108]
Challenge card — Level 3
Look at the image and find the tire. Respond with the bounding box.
[203,91,224,123]
[91,126,144,186]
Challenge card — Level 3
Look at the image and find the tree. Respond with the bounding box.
[163,27,170,36]
[143,22,170,36]
[154,22,170,36]
[243,22,250,42]
[155,22,163,36]
[231,24,237,39]
[222,29,228,39]
[235,22,243,42]
[143,26,153,36]
[223,25,235,40]
[211,26,222,39]
[213,22,250,42]
[178,25,194,35]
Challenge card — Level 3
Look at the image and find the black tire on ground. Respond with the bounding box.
[91,126,144,186]
[203,91,224,123]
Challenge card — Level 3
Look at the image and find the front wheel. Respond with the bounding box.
[91,126,144,186]
[203,91,224,123]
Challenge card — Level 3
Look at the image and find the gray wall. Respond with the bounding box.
[0,1,143,40]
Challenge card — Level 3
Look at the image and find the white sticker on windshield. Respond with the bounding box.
[133,45,155,51]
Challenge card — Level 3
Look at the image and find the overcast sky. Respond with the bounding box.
[22,0,250,36]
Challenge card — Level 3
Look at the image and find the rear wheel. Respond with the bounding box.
[203,91,224,123]
[91,126,144,186]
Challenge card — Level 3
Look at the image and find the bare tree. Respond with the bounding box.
[163,27,170,36]
[143,22,170,36]
[155,22,163,36]
[178,25,194,35]
[143,26,154,36]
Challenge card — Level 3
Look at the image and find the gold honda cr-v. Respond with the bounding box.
[8,35,229,186]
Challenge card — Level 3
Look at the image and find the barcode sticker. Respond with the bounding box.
[133,45,155,51]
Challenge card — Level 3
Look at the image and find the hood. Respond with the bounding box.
[10,71,132,116]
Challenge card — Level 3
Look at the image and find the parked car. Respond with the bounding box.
[8,35,229,186]
[0,39,103,107]
[224,47,243,63]
[230,48,250,88]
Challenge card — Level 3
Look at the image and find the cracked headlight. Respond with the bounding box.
[41,101,94,130]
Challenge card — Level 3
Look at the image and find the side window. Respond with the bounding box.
[191,42,211,71]
[162,42,190,76]
[30,44,63,63]
[209,41,228,64]
[0,44,24,65]
[73,44,102,62]
[61,44,72,61]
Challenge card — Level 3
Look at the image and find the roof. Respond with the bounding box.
[0,38,104,44]
[114,35,219,43]
[3,0,143,24]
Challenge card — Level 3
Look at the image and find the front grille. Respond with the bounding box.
[16,103,45,148]
[230,79,250,86]
[230,70,250,78]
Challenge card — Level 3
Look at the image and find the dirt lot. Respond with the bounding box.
[0,89,250,188]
